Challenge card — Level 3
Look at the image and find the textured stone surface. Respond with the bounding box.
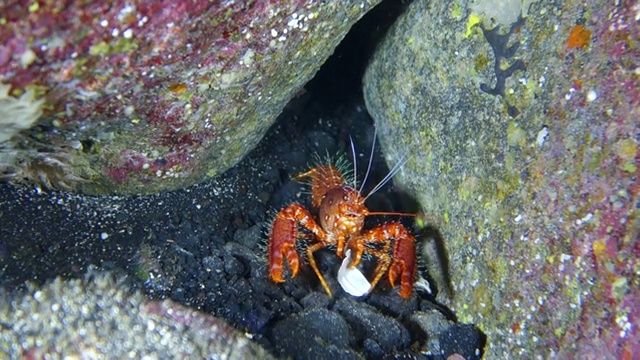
[364,0,638,358]
[0,0,380,194]
[333,297,411,353]
[271,308,360,359]
[0,273,273,359]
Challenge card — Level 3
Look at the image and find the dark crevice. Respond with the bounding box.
[480,16,527,117]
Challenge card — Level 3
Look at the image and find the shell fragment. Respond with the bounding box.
[338,249,372,297]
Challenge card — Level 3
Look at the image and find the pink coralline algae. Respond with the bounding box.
[0,0,380,194]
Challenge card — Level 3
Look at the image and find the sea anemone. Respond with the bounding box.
[0,82,44,143]
[0,148,89,191]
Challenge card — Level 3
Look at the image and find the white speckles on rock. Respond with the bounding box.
[240,49,255,67]
[575,213,593,226]
[287,18,299,28]
[0,273,273,358]
[536,126,549,147]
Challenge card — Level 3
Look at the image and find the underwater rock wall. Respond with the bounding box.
[364,0,639,357]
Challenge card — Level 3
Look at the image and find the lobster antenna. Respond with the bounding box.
[349,135,357,189]
[364,153,407,202]
[358,126,377,194]
[367,210,416,217]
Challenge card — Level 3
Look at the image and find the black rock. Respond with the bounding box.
[366,291,420,318]
[300,291,332,309]
[333,297,410,353]
[223,256,246,276]
[408,310,484,360]
[270,307,359,359]
[440,324,484,360]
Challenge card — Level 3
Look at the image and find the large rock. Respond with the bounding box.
[0,273,273,358]
[0,0,380,194]
[364,0,638,358]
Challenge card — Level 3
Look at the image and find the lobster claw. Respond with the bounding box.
[268,216,300,282]
[388,234,417,298]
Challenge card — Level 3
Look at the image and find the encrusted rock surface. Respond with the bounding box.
[364,0,638,358]
[0,272,273,359]
[0,0,380,194]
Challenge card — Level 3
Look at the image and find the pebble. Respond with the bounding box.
[333,297,410,352]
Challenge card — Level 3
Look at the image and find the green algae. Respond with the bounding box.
[506,121,526,147]
[473,52,491,72]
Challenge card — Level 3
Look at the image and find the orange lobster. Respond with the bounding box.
[267,144,417,298]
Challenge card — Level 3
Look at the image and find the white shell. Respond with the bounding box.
[337,250,372,297]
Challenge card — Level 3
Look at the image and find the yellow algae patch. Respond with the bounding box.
[464,14,482,38]
[617,138,637,173]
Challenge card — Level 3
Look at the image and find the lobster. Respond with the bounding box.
[267,140,417,298]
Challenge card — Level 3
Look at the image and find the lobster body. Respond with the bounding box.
[268,163,417,298]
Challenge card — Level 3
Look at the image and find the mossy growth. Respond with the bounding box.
[474,52,491,72]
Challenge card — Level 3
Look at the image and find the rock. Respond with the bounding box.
[409,310,483,359]
[270,307,360,359]
[0,272,273,358]
[333,297,410,353]
[300,291,332,309]
[0,0,381,194]
[409,310,455,342]
[232,225,264,251]
[366,290,419,318]
[440,324,484,360]
[362,338,385,359]
[364,0,639,358]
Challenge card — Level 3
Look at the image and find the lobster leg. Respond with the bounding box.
[358,222,417,298]
[268,203,331,292]
[387,224,417,298]
[365,248,391,292]
[306,241,334,296]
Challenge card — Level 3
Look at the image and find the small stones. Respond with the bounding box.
[300,291,331,309]
[223,256,246,276]
[408,310,483,359]
[366,291,420,318]
[271,308,358,359]
[333,298,410,352]
[439,324,484,360]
